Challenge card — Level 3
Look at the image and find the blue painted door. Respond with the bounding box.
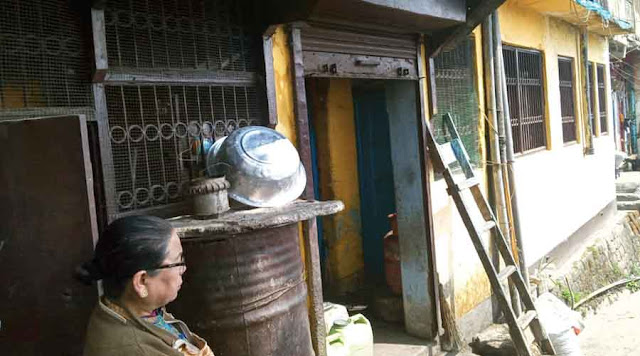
[353,86,397,283]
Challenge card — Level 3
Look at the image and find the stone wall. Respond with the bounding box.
[546,212,640,308]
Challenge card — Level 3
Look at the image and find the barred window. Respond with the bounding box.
[558,57,576,143]
[587,61,595,135]
[104,0,259,72]
[433,37,480,167]
[98,0,267,221]
[597,64,607,134]
[503,46,546,153]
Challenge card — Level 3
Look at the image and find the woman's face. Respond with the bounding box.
[145,231,186,308]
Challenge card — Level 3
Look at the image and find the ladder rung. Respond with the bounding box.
[456,177,480,191]
[517,310,537,330]
[440,142,458,166]
[498,265,517,284]
[480,221,496,234]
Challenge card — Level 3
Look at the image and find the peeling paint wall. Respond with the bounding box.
[308,78,365,296]
[270,25,308,273]
[272,26,297,145]
[430,26,492,319]
[498,1,615,269]
[436,1,615,327]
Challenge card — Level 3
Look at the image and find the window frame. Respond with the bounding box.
[558,56,577,144]
[587,61,596,136]
[596,63,607,135]
[502,45,547,154]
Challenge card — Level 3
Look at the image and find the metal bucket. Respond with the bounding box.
[170,223,313,356]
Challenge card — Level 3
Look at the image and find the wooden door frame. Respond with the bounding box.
[287,23,440,352]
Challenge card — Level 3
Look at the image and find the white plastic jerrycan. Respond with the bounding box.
[329,314,374,356]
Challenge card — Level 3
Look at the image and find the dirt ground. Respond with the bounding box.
[579,290,640,356]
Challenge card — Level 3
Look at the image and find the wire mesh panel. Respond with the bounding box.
[558,57,576,143]
[104,0,259,72]
[433,37,480,167]
[597,63,607,134]
[503,46,546,153]
[104,84,261,215]
[587,61,595,135]
[0,0,93,120]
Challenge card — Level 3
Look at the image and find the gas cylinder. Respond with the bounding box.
[383,213,402,295]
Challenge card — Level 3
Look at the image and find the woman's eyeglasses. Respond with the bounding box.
[153,257,186,270]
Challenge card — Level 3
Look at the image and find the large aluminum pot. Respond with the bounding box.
[206,126,306,207]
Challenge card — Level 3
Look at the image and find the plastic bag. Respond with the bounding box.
[535,293,584,356]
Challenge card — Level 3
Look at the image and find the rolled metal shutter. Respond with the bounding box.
[301,23,419,80]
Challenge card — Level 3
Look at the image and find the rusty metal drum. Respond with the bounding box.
[169,223,313,356]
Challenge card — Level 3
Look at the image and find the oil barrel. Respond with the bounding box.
[169,223,313,356]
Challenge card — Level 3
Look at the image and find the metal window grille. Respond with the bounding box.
[104,84,260,215]
[597,64,607,134]
[0,0,94,121]
[587,62,595,135]
[104,0,258,72]
[503,46,546,153]
[98,0,267,220]
[433,37,480,167]
[558,57,576,143]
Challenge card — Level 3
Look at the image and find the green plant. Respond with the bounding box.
[612,262,623,277]
[560,288,572,304]
[626,280,640,293]
[630,264,640,277]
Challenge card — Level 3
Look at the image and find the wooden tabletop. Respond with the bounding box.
[168,199,344,238]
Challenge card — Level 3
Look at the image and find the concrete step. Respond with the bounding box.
[375,343,429,356]
[371,319,479,356]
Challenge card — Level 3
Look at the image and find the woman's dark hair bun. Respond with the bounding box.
[74,260,102,285]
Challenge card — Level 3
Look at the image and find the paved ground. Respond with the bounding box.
[579,290,640,356]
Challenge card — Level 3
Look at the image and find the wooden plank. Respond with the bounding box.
[0,115,99,354]
[469,185,494,221]
[386,80,436,339]
[100,70,258,86]
[426,57,438,118]
[480,221,497,234]
[445,178,532,356]
[91,8,108,82]
[290,25,327,356]
[170,200,345,237]
[92,83,118,222]
[263,26,279,128]
[443,115,474,178]
[517,310,537,329]
[417,36,441,339]
[498,265,517,284]
[427,0,507,58]
[440,142,458,166]
[456,177,480,191]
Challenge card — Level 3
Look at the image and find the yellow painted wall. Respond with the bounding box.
[272,26,297,145]
[435,0,614,323]
[430,26,492,319]
[270,25,308,279]
[499,2,547,50]
[309,78,365,296]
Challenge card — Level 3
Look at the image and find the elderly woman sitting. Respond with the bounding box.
[78,215,214,356]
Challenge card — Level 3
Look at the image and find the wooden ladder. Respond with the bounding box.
[425,113,556,356]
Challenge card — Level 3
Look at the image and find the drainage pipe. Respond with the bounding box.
[492,11,530,289]
[483,16,518,318]
[581,27,595,155]
[491,11,521,316]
